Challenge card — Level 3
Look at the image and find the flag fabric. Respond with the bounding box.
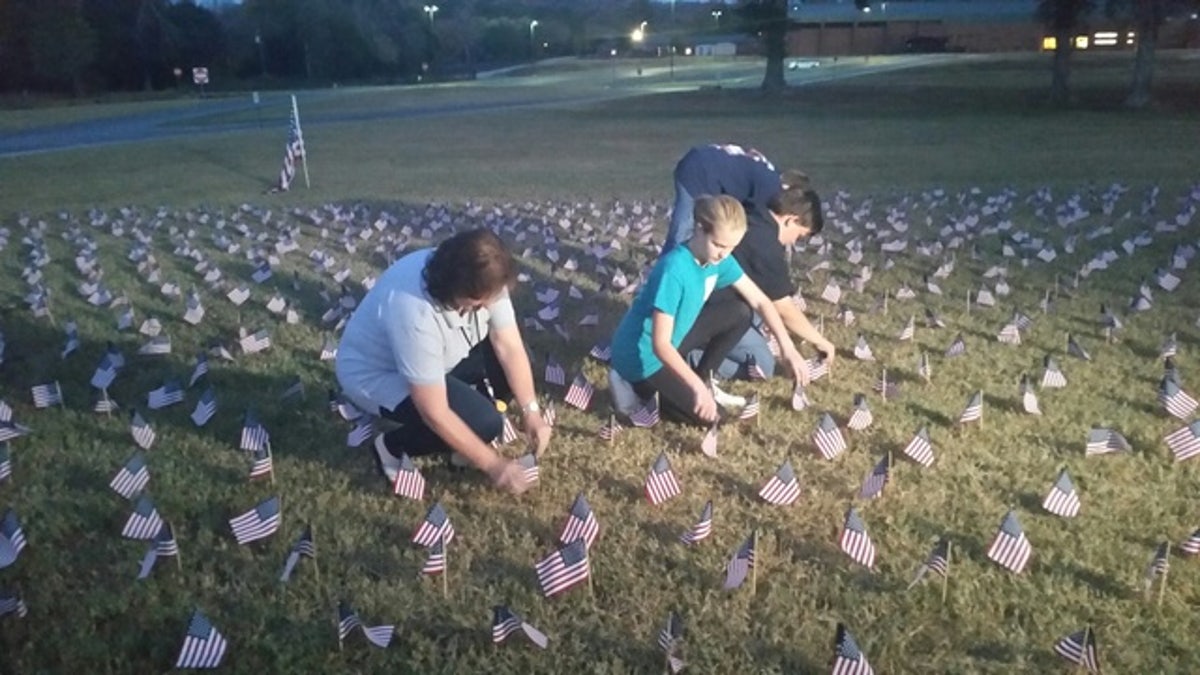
[847,394,873,431]
[644,452,682,506]
[0,510,26,567]
[1042,469,1080,518]
[564,373,594,410]
[279,525,316,583]
[840,508,877,568]
[240,411,270,451]
[1160,332,1178,359]
[897,316,915,341]
[657,610,684,655]
[680,500,713,545]
[516,453,540,485]
[987,510,1032,573]
[248,446,273,480]
[832,623,875,675]
[630,400,661,428]
[723,533,756,590]
[807,356,830,381]
[391,453,426,500]
[791,382,811,411]
[944,333,966,358]
[412,502,455,548]
[337,602,362,642]
[174,610,228,669]
[1041,357,1067,388]
[813,413,847,460]
[364,623,396,649]
[1067,333,1091,361]
[873,370,899,400]
[598,415,623,442]
[109,451,149,499]
[858,454,890,500]
[420,534,446,576]
[496,415,519,446]
[558,493,600,549]
[138,523,179,579]
[544,355,566,386]
[1144,541,1170,590]
[239,329,272,354]
[758,461,801,506]
[1054,627,1100,673]
[1159,378,1198,420]
[138,335,171,355]
[31,381,63,408]
[588,340,612,362]
[122,495,163,540]
[273,98,306,192]
[0,590,27,619]
[491,605,549,648]
[0,444,10,483]
[319,335,338,361]
[1020,375,1041,415]
[191,388,217,427]
[1085,427,1130,455]
[996,321,1022,345]
[229,496,281,545]
[535,539,591,597]
[853,335,875,361]
[1165,421,1200,462]
[959,391,983,424]
[147,379,184,410]
[91,356,119,389]
[908,538,950,588]
[188,353,209,387]
[1181,528,1200,556]
[746,354,767,381]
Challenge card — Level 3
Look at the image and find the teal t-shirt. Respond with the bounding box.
[612,245,745,381]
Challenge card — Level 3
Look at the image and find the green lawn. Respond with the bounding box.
[1,52,1199,673]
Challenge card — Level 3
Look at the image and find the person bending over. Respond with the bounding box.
[609,195,807,426]
[336,228,551,495]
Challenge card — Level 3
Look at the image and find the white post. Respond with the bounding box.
[292,95,311,189]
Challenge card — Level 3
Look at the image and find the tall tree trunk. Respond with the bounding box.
[1125,1,1159,108]
[1050,29,1071,104]
[760,1,787,93]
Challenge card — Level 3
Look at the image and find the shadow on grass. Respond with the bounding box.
[904,402,953,429]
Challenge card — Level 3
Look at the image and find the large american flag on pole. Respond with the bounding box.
[271,95,307,192]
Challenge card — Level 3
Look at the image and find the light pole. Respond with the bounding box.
[423,4,438,25]
[669,0,676,80]
[529,20,539,60]
[712,9,722,30]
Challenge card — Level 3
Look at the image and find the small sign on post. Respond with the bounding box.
[192,67,209,97]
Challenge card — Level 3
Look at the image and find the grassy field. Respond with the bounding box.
[1,52,1200,673]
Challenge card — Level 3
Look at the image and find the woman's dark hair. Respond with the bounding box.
[423,228,517,307]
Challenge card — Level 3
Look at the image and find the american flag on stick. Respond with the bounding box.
[229,496,281,545]
[1041,469,1080,518]
[174,610,227,670]
[840,507,876,568]
[1020,375,1041,415]
[722,532,756,590]
[847,394,873,431]
[1165,421,1200,462]
[644,452,681,506]
[270,94,308,192]
[535,539,590,598]
[1041,356,1067,388]
[758,461,801,506]
[1085,426,1130,456]
[958,391,983,424]
[109,451,149,499]
[986,509,1032,573]
[908,537,950,589]
[564,373,594,410]
[1158,378,1198,420]
[1053,627,1100,673]
[679,500,713,545]
[858,454,890,500]
[491,605,549,648]
[813,413,846,460]
[832,623,875,675]
[412,502,455,548]
[558,493,599,549]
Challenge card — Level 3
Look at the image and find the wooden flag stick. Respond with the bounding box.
[1158,545,1170,608]
[1043,289,1051,314]
[173,521,183,571]
[311,523,321,583]
[607,414,616,445]
[750,529,759,596]
[941,540,952,605]
[102,387,113,418]
[268,442,276,485]
[881,369,888,401]
[883,290,889,316]
[441,531,449,599]
[966,289,971,315]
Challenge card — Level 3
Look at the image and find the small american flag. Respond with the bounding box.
[832,623,874,675]
[1159,378,1199,420]
[1160,332,1178,358]
[0,444,10,483]
[1180,527,1200,556]
[1066,333,1091,361]
[188,353,209,387]
[491,605,549,648]
[122,495,163,540]
[996,321,1022,345]
[1053,627,1100,673]
[588,340,612,362]
[279,525,316,582]
[598,415,623,442]
[319,336,338,361]
[840,508,876,568]
[944,333,967,358]
[137,335,172,355]
[820,281,842,304]
[1144,541,1170,592]
[758,461,801,506]
[958,391,983,424]
[496,415,519,446]
[987,510,1032,573]
[858,454,890,500]
[239,328,272,354]
[251,260,272,284]
[544,355,566,386]
[130,409,156,450]
[91,355,119,389]
[847,394,873,431]
[917,351,932,381]
[109,451,149,499]
[147,379,184,410]
[564,373,594,410]
[190,388,217,427]
[746,354,767,381]
[0,590,27,619]
[723,533,756,590]
[420,534,446,576]
[558,493,599,549]
[516,453,540,484]
[391,453,426,500]
[1085,426,1130,455]
[679,500,713,545]
[248,446,273,481]
[1,509,26,566]
[1020,375,1041,415]
[738,392,761,421]
[31,382,62,409]
[897,316,915,341]
[541,400,557,427]
[924,306,946,328]
[1166,421,1200,462]
[644,452,682,506]
[873,370,899,400]
[852,335,874,361]
[412,502,455,548]
[535,539,591,597]
[807,356,829,381]
[657,612,685,671]
[337,602,362,642]
[362,622,395,648]
[240,411,270,451]
[908,537,950,588]
[1041,469,1080,518]
[230,496,281,545]
[1041,356,1067,388]
[813,413,847,460]
[174,610,227,669]
[273,100,307,192]
[791,382,811,411]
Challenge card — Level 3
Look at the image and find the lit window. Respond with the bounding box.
[1074,35,1089,49]
[1042,36,1057,50]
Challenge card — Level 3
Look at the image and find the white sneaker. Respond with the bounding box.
[608,368,643,417]
[374,433,403,484]
[711,381,747,410]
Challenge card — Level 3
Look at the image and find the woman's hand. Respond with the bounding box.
[523,410,553,457]
[488,457,532,495]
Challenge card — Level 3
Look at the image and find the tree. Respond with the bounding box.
[1105,0,1195,108]
[1036,0,1095,105]
[739,0,789,94]
[27,0,96,95]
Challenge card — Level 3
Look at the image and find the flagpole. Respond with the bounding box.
[881,369,888,402]
[883,290,889,316]
[941,540,951,605]
[312,523,321,583]
[965,289,971,315]
[292,95,311,189]
[1158,545,1169,608]
[268,442,276,485]
[750,529,759,596]
[173,521,183,571]
[441,531,449,599]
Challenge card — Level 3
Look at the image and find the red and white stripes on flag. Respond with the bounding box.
[1041,469,1080,518]
[564,373,594,410]
[271,95,308,192]
[1053,627,1100,673]
[535,539,590,597]
[679,500,713,545]
[813,413,846,460]
[758,461,801,506]
[840,508,876,568]
[1166,421,1200,462]
[391,453,426,501]
[644,452,681,506]
[902,426,935,467]
[987,510,1032,573]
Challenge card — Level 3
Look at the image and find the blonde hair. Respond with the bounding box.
[694,194,747,236]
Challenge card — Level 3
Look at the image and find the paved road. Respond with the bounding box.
[0,55,963,158]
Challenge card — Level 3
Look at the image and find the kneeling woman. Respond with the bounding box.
[336,228,551,494]
[610,195,807,426]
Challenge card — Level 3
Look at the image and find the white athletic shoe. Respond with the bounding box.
[711,381,747,410]
[608,368,643,417]
[374,433,403,484]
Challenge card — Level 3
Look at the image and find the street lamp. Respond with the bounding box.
[631,21,647,43]
[712,9,723,30]
[423,4,438,24]
[529,20,539,59]
[669,0,676,80]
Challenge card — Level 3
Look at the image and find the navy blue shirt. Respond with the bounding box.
[673,144,782,215]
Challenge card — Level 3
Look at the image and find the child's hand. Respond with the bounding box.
[691,382,719,423]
